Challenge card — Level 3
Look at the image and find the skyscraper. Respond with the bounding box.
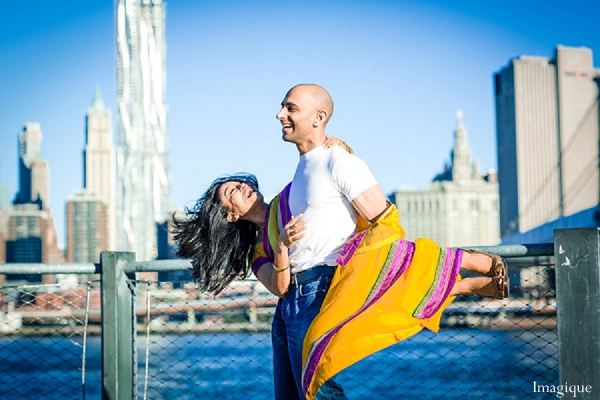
[495,45,599,238]
[116,0,171,260]
[389,111,500,248]
[0,185,10,210]
[84,87,115,250]
[66,190,108,263]
[0,208,6,264]
[6,204,60,264]
[6,123,61,268]
[14,123,49,209]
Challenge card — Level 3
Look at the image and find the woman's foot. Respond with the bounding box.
[473,276,509,299]
[452,276,510,299]
[462,250,507,277]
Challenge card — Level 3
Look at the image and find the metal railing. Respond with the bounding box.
[0,228,598,399]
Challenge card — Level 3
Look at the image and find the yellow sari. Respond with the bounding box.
[251,186,462,400]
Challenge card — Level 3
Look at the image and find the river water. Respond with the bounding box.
[0,328,558,399]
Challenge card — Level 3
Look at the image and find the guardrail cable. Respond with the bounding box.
[143,281,152,400]
[80,280,92,400]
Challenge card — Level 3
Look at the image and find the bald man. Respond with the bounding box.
[270,84,388,399]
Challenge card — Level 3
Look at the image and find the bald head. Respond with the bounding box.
[288,84,334,124]
[276,84,336,154]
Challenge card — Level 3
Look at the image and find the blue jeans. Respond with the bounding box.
[272,273,347,400]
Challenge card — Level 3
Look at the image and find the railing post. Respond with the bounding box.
[554,228,600,396]
[101,251,137,400]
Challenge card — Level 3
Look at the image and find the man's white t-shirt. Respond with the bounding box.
[288,145,378,273]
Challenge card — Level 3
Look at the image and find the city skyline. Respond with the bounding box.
[1,1,599,248]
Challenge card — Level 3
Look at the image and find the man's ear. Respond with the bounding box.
[227,213,239,223]
[313,109,328,127]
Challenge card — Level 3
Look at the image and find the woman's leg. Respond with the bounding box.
[453,250,509,298]
[450,276,508,298]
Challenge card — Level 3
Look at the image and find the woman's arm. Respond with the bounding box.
[255,261,287,298]
[254,214,306,298]
[254,241,292,298]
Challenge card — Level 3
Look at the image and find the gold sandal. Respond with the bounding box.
[464,249,507,278]
[492,276,510,299]
[475,276,510,299]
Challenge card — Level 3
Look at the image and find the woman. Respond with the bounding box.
[173,155,509,399]
[172,176,507,301]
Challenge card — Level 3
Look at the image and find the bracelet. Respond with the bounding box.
[273,263,290,273]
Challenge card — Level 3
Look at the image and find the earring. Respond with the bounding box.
[228,213,238,223]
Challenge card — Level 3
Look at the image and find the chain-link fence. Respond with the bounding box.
[133,278,276,400]
[0,250,560,399]
[132,259,557,400]
[0,275,102,399]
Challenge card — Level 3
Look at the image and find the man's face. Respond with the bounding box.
[275,86,317,144]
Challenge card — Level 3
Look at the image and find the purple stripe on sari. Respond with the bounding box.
[371,239,413,298]
[302,326,339,392]
[413,248,462,319]
[251,258,270,275]
[302,239,414,393]
[279,183,292,225]
[336,230,368,267]
[257,183,292,272]
[262,202,273,260]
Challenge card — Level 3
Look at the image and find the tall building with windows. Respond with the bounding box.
[0,184,10,210]
[116,0,171,261]
[6,205,58,262]
[66,190,108,263]
[389,111,500,248]
[5,204,60,282]
[0,208,6,264]
[0,185,8,264]
[495,45,599,238]
[84,87,115,250]
[14,123,49,209]
[6,124,61,269]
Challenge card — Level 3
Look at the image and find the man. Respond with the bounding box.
[272,84,388,399]
[271,84,507,400]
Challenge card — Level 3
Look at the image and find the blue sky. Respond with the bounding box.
[1,0,599,248]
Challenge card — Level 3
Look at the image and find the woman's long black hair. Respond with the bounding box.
[172,173,261,295]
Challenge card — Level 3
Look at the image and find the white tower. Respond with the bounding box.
[84,87,115,250]
[116,0,171,260]
[390,111,500,248]
[451,110,473,182]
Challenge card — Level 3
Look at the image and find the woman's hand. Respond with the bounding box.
[258,214,306,298]
[278,214,306,248]
[324,136,354,154]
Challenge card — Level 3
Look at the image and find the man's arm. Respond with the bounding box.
[351,184,389,223]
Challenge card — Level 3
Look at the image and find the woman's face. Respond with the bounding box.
[218,180,262,222]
